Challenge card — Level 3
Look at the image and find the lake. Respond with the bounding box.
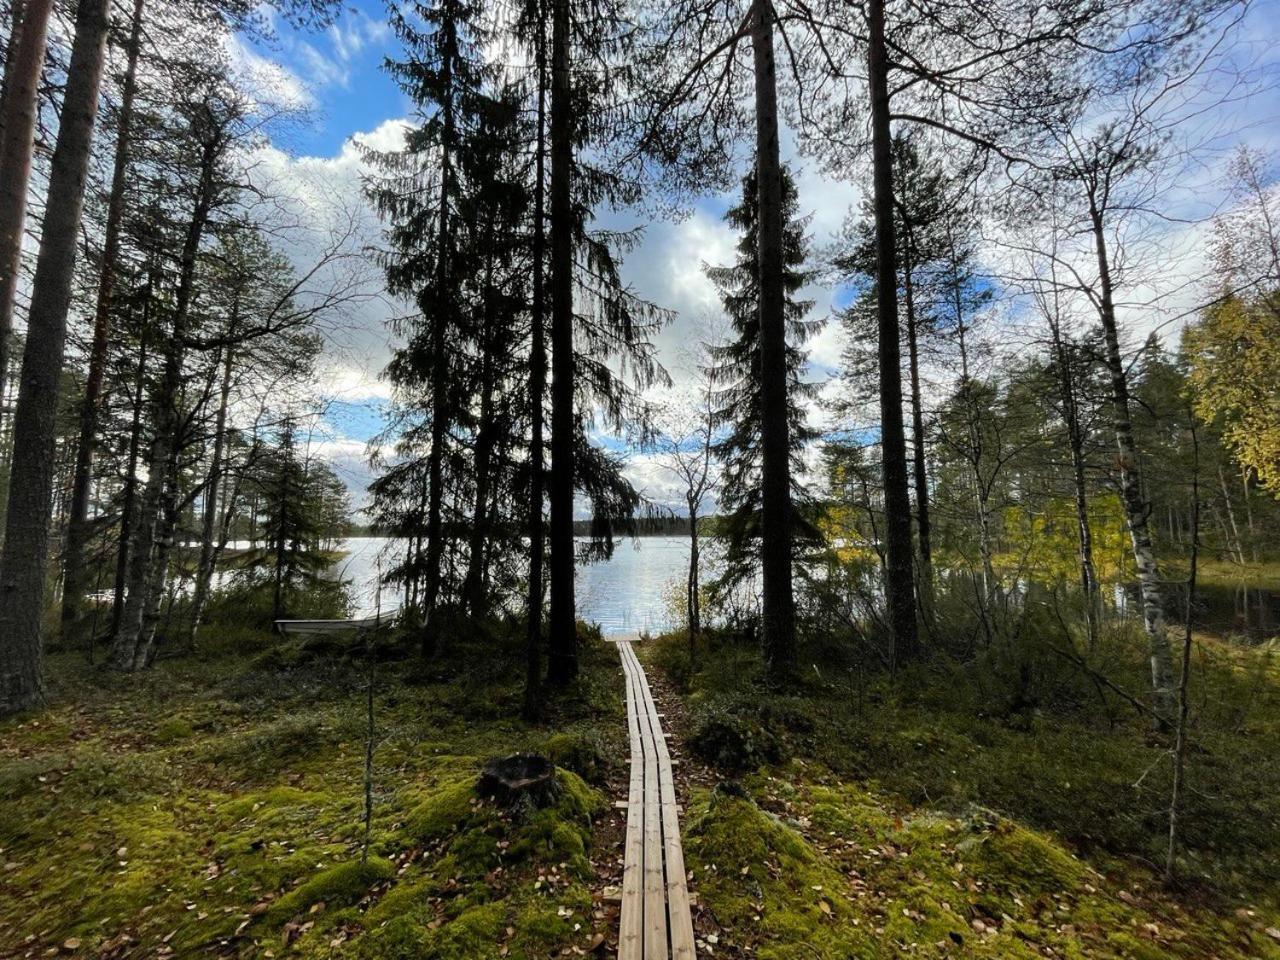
[328,535,692,636]
[325,538,1280,642]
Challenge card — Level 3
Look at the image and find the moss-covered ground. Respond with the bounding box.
[644,626,1280,959]
[0,620,625,958]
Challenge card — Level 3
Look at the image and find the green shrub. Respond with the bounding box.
[689,698,786,771]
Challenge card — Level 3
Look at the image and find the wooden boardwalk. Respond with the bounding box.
[615,638,696,960]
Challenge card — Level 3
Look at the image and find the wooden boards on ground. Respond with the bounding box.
[616,639,696,960]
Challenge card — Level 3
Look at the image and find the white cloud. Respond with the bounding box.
[224,35,315,110]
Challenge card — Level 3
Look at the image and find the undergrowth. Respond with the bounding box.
[646,618,1280,958]
[0,611,624,958]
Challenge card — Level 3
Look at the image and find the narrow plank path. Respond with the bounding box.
[615,638,696,960]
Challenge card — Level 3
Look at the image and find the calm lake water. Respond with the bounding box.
[322,537,1280,642]
[328,535,692,636]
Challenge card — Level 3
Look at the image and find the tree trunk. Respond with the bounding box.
[867,0,917,666]
[901,231,933,618]
[109,132,217,670]
[750,0,796,678]
[464,224,497,616]
[1048,322,1100,641]
[0,0,111,714]
[187,338,235,646]
[546,0,577,684]
[1242,470,1257,562]
[419,21,458,656]
[1166,418,1198,885]
[272,445,290,622]
[1217,464,1244,564]
[420,21,460,655]
[687,501,700,642]
[0,0,53,394]
[977,485,995,603]
[0,0,30,141]
[524,5,547,721]
[135,490,176,666]
[109,320,148,642]
[60,0,146,636]
[1089,204,1174,723]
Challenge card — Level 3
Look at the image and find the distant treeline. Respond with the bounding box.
[353,515,726,539]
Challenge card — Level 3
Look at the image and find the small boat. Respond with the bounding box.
[273,610,398,635]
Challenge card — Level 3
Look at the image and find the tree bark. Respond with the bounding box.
[1089,203,1174,723]
[524,5,547,721]
[867,0,917,666]
[687,499,700,642]
[463,219,497,616]
[0,0,53,394]
[187,337,235,646]
[546,0,577,684]
[901,228,933,618]
[750,0,796,678]
[109,319,149,642]
[0,0,112,714]
[60,0,146,636]
[109,128,218,670]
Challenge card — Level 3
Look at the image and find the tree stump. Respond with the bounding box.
[478,754,560,809]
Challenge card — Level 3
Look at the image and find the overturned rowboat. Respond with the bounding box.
[273,611,397,636]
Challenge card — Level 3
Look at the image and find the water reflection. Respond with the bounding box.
[323,535,691,635]
[317,539,1279,642]
[1188,582,1279,641]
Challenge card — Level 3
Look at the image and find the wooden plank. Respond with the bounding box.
[643,722,667,960]
[618,643,646,960]
[625,642,666,960]
[660,797,697,960]
[616,639,697,960]
[626,644,691,960]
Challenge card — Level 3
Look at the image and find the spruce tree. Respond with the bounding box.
[366,0,497,650]
[706,164,820,659]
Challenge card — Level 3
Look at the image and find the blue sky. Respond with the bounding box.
[246,0,406,156]
[242,1,1280,511]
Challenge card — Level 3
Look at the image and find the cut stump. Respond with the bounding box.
[478,754,560,809]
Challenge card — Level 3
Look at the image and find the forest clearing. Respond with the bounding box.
[2,0,1280,955]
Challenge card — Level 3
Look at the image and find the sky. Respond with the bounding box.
[228,1,1280,517]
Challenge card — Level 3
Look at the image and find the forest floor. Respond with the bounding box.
[0,621,631,959]
[2,613,1279,959]
[638,623,1280,959]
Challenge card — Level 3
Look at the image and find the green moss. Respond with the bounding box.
[0,619,626,959]
[267,857,395,923]
[964,817,1085,899]
[544,730,608,783]
[680,769,1280,960]
[403,778,478,842]
[684,787,867,959]
[153,716,195,743]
